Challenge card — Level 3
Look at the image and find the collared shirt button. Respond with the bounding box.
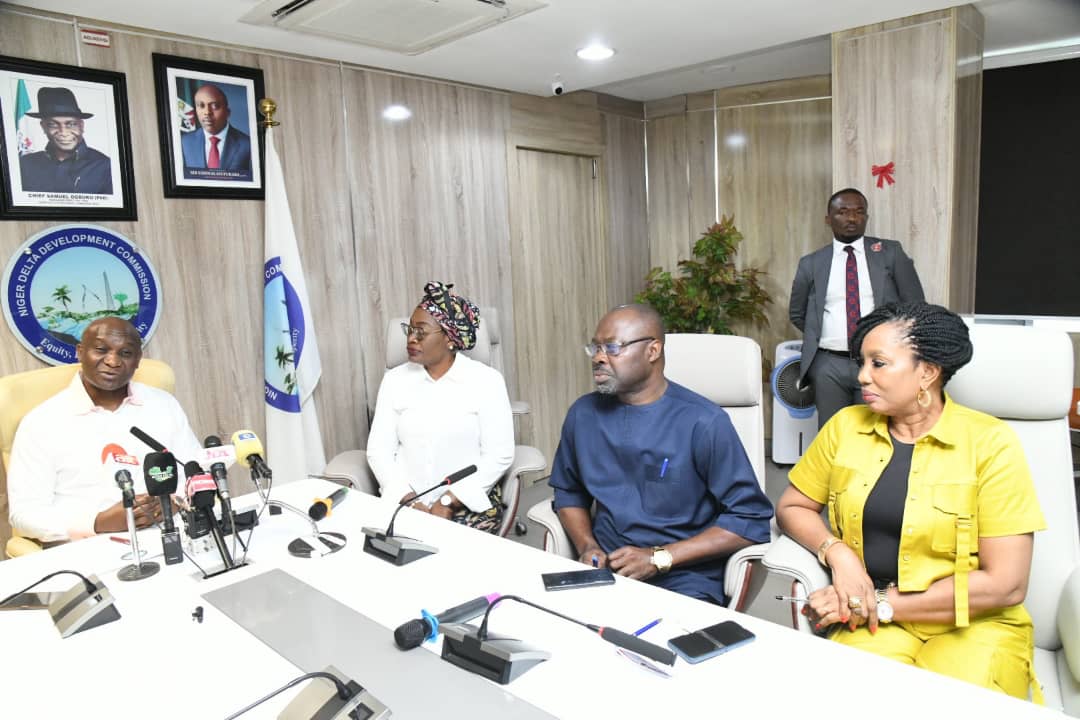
[903,554,911,561]
[851,513,858,518]
[906,527,913,534]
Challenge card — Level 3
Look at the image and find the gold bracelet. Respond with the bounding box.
[817,536,843,567]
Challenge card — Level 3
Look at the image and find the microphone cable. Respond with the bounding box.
[0,570,98,606]
[223,670,357,720]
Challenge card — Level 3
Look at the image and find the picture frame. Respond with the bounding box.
[152,53,265,200]
[0,55,137,221]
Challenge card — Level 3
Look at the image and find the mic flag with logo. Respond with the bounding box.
[263,124,325,483]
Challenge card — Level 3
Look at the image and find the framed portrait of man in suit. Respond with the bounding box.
[152,54,265,199]
[0,55,137,220]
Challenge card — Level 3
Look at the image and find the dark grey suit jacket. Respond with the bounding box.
[789,236,925,385]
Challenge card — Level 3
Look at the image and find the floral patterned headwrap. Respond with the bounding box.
[418,281,480,351]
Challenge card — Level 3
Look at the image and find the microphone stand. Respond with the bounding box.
[439,595,676,685]
[116,476,159,581]
[361,479,454,567]
[269,499,348,559]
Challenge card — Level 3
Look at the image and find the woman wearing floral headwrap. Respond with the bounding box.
[366,282,515,533]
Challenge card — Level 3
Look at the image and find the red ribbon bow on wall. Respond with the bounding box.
[871,162,896,188]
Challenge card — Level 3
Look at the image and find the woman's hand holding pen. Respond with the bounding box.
[807,544,877,632]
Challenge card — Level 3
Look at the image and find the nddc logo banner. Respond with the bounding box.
[1,224,162,364]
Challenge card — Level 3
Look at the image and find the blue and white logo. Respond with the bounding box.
[263,255,305,413]
[1,224,162,365]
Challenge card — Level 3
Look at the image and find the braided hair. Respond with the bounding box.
[850,301,973,387]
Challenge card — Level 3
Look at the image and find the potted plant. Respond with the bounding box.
[636,215,772,336]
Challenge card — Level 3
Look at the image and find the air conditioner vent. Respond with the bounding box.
[241,0,546,56]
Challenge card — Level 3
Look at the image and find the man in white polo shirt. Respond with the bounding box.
[7,317,202,544]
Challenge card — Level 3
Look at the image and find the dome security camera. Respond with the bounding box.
[551,78,564,96]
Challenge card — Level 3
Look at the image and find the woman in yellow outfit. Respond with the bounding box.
[777,302,1045,701]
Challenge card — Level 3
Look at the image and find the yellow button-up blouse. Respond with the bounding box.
[789,394,1046,626]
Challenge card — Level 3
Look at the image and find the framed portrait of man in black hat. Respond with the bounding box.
[0,55,136,220]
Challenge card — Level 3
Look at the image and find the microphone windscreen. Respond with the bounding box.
[446,465,478,484]
[231,430,265,468]
[393,618,431,650]
[204,435,222,448]
[309,500,330,521]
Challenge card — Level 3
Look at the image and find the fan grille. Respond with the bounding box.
[775,361,814,408]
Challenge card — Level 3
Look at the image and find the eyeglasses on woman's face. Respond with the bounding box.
[400,322,444,341]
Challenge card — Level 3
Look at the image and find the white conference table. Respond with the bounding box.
[0,478,1063,719]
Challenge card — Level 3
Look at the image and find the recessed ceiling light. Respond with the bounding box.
[576,44,615,61]
[382,105,412,121]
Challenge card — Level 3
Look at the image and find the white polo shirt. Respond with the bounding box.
[366,353,514,512]
[7,374,202,542]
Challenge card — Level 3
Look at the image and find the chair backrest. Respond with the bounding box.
[0,359,176,472]
[663,334,766,490]
[947,324,1078,652]
[385,305,501,370]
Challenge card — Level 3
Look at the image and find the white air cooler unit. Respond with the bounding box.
[771,340,817,464]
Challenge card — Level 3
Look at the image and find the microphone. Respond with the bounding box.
[102,444,139,504]
[201,435,234,520]
[130,425,167,453]
[309,487,348,521]
[143,452,183,565]
[184,461,235,571]
[361,465,477,566]
[394,593,500,650]
[440,595,675,685]
[230,430,272,480]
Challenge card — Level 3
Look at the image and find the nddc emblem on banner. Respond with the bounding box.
[1,224,162,365]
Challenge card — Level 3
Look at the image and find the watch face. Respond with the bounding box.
[877,600,894,623]
[440,494,453,506]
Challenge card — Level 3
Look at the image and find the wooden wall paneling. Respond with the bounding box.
[833,13,958,306]
[601,113,647,308]
[646,113,690,272]
[716,91,832,440]
[508,147,607,464]
[686,106,717,246]
[949,7,985,313]
[345,70,516,405]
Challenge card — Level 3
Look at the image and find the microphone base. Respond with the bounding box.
[277,665,391,720]
[117,561,160,582]
[48,575,121,638]
[288,531,347,558]
[439,622,550,685]
[199,561,250,580]
[361,527,438,566]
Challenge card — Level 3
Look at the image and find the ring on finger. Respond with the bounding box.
[848,596,863,610]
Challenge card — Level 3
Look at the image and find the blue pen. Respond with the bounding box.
[659,458,669,479]
[591,554,599,568]
[633,618,662,636]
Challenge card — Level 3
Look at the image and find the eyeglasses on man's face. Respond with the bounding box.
[400,322,444,341]
[583,337,655,358]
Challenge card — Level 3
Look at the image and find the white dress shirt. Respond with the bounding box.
[820,237,875,351]
[7,374,203,542]
[366,354,514,512]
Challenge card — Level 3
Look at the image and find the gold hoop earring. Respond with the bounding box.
[917,388,932,408]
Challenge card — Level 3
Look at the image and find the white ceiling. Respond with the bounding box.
[8,0,1080,101]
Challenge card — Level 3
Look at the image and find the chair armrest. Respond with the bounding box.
[508,444,546,479]
[724,542,770,610]
[5,536,43,559]
[761,534,831,593]
[322,450,378,496]
[526,499,575,559]
[510,400,530,417]
[1058,565,1080,683]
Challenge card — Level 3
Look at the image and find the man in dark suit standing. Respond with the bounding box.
[789,188,925,428]
[180,83,252,180]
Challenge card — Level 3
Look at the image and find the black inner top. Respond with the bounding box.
[861,436,914,586]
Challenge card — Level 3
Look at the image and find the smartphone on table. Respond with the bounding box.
[541,567,616,591]
[667,620,755,664]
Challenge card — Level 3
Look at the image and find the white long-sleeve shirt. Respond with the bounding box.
[365,354,514,512]
[7,374,203,542]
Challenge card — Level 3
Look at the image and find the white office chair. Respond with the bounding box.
[753,324,1080,714]
[526,333,772,609]
[323,309,546,538]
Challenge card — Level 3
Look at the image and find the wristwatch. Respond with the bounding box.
[817,536,843,567]
[875,587,894,623]
[651,546,673,574]
[439,494,454,508]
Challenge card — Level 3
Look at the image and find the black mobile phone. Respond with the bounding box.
[541,567,616,591]
[667,620,755,664]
